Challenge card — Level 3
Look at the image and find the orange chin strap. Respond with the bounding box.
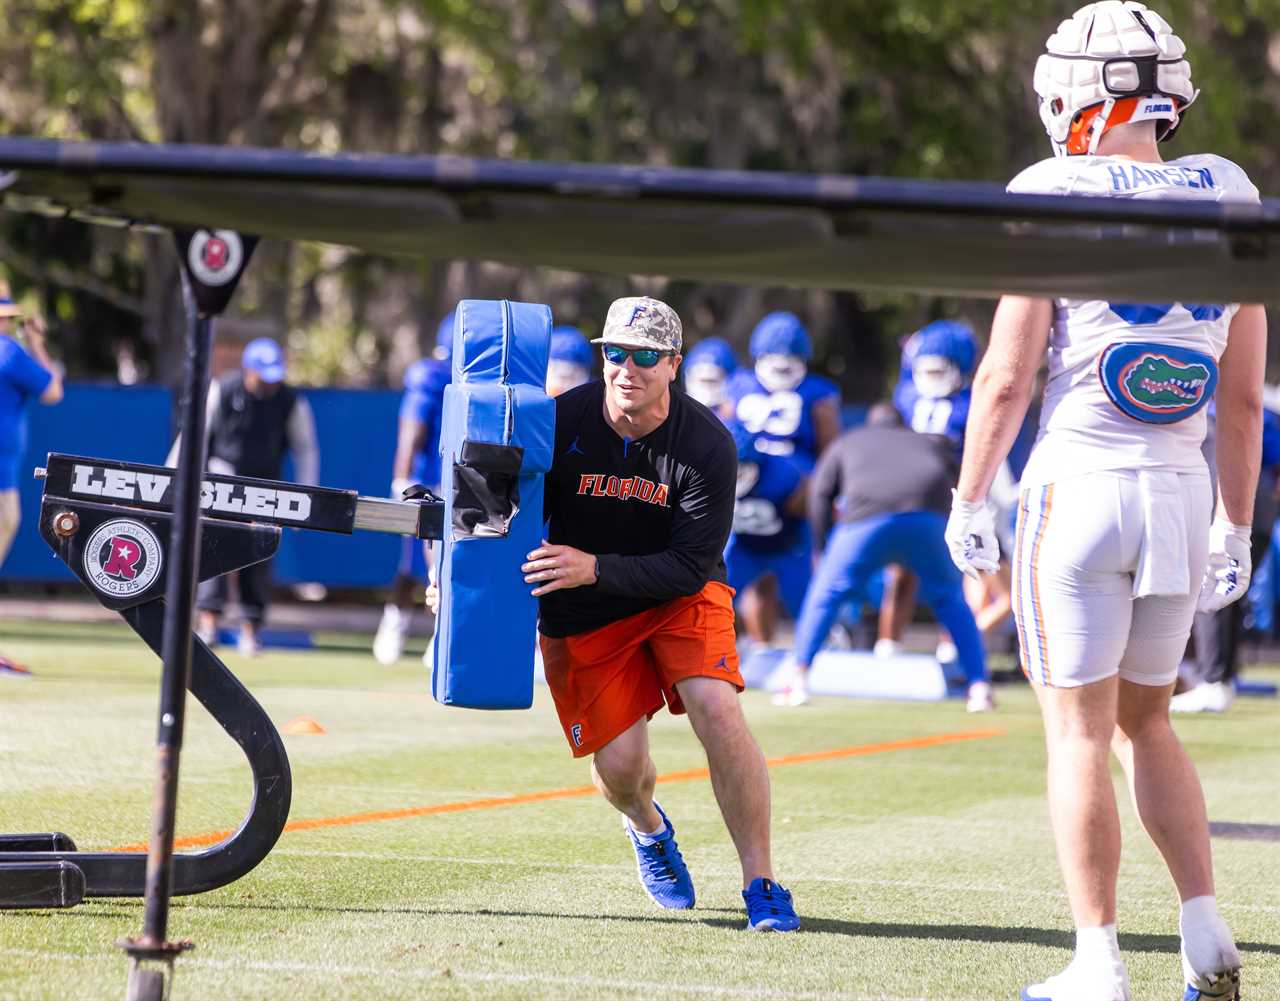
[1066,95,1178,156]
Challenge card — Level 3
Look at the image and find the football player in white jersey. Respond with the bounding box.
[946,5,1262,1001]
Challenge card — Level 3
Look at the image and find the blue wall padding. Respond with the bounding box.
[3,383,174,583]
[2,383,403,587]
[432,300,554,709]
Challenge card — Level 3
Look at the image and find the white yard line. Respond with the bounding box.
[266,848,1280,913]
[0,947,963,1001]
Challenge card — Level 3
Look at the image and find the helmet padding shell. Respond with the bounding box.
[1034,2,1196,156]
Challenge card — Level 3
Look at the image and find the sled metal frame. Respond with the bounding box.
[0,455,444,909]
[0,283,444,1000]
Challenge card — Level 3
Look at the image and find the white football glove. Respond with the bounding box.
[1197,519,1252,614]
[946,490,1000,579]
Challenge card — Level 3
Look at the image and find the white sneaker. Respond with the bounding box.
[196,624,218,647]
[1170,681,1235,714]
[935,639,958,663]
[771,681,810,707]
[373,603,410,665]
[1182,964,1241,1000]
[1182,926,1242,1000]
[769,658,809,707]
[293,582,328,602]
[1023,959,1130,1001]
[825,623,854,651]
[236,630,261,658]
[872,638,903,658]
[966,680,995,713]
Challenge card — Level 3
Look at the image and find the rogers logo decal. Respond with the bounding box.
[82,519,163,598]
[188,230,244,286]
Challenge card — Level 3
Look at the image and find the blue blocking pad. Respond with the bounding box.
[432,300,554,709]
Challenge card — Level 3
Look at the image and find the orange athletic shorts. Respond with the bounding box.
[539,581,743,757]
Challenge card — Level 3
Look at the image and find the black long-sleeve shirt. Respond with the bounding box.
[808,426,957,544]
[539,381,737,638]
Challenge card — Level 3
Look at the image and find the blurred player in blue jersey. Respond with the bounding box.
[0,286,61,677]
[372,310,453,665]
[893,319,976,448]
[729,311,841,470]
[546,325,593,398]
[723,421,810,649]
[728,312,839,642]
[682,337,738,412]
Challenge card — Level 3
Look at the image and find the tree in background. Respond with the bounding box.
[0,0,1275,392]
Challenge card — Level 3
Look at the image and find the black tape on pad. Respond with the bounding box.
[451,440,524,539]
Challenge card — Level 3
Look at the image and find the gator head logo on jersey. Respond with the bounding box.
[1126,356,1210,406]
[1099,342,1218,425]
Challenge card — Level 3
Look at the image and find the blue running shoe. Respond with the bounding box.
[626,802,695,909]
[1183,968,1241,1001]
[742,877,800,932]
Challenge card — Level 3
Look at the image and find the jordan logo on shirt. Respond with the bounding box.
[564,436,584,457]
[576,473,670,507]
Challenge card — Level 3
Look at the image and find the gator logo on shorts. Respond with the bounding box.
[1098,342,1218,425]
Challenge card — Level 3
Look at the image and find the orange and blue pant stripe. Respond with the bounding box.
[1013,484,1054,686]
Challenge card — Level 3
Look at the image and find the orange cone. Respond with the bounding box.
[283,715,326,735]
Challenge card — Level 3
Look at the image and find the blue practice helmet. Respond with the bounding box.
[725,419,760,464]
[906,320,977,376]
[749,311,811,360]
[549,325,592,369]
[434,309,456,359]
[685,337,738,373]
[403,358,433,393]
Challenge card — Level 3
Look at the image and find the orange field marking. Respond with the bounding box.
[112,727,1003,852]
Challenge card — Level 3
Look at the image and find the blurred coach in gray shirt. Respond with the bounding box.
[776,403,993,711]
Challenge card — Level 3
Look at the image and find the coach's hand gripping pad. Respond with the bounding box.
[432,300,554,709]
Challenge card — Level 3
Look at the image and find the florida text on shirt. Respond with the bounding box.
[575,473,671,507]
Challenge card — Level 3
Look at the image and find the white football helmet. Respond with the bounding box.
[684,362,729,408]
[911,356,964,400]
[546,360,590,398]
[1035,2,1197,156]
[754,354,807,393]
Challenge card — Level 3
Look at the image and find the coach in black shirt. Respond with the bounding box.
[520,295,799,931]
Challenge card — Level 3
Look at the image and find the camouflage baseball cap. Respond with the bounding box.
[592,296,682,353]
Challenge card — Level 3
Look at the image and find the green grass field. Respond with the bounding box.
[1,619,1277,1001]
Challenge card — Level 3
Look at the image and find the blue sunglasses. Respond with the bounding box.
[602,344,674,369]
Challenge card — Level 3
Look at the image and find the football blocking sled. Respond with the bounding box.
[432,300,554,709]
[0,298,555,916]
[0,453,445,911]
